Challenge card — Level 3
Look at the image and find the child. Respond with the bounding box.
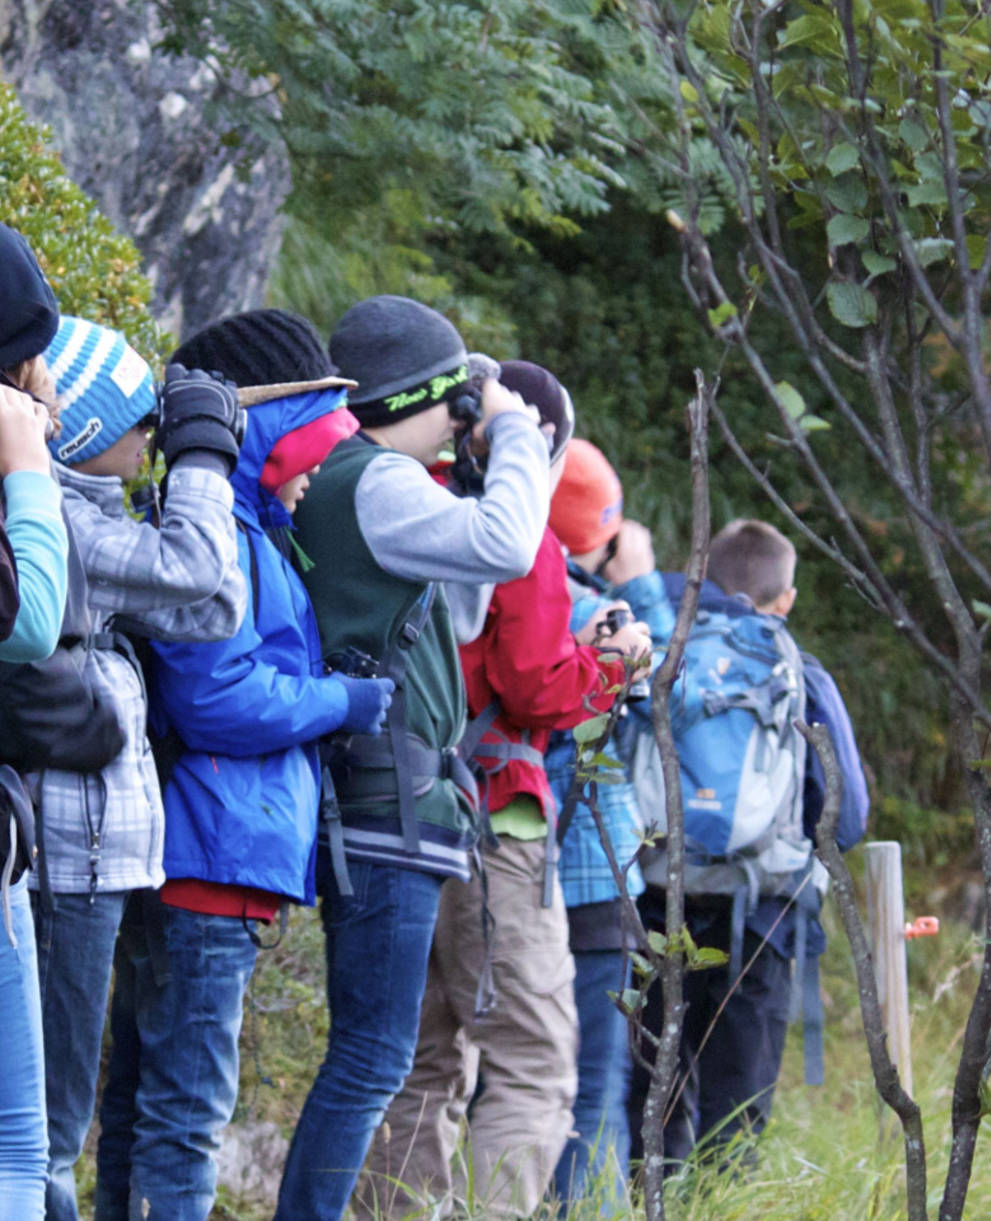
[626,518,869,1170]
[545,439,674,1212]
[275,296,552,1221]
[93,308,395,1221]
[0,222,70,1221]
[358,364,650,1220]
[28,315,247,1221]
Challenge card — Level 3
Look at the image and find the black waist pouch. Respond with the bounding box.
[0,646,125,774]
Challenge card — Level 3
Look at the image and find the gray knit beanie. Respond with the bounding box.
[330,295,469,427]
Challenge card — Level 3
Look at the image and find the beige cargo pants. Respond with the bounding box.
[355,836,578,1219]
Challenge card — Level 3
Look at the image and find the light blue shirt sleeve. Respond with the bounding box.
[0,470,68,662]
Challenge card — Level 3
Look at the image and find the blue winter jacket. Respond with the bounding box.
[149,389,353,904]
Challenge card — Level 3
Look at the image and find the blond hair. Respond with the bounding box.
[707,519,796,608]
[4,354,60,436]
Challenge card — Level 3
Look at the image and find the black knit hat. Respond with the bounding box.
[330,295,469,427]
[0,223,59,369]
[173,308,353,406]
[498,360,575,463]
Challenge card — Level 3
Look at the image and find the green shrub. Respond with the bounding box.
[0,81,168,366]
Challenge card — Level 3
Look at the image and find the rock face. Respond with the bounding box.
[0,0,289,339]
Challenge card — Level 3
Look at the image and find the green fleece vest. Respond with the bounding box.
[294,435,470,842]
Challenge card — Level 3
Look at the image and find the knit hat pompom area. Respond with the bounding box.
[548,438,623,556]
[329,295,469,427]
[172,308,353,403]
[0,223,60,369]
[45,316,155,466]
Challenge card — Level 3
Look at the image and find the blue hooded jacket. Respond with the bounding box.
[149,388,354,903]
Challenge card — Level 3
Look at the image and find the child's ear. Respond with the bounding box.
[758,586,796,616]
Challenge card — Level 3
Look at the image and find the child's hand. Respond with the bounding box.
[0,384,52,476]
[606,619,652,661]
[335,675,396,736]
[575,600,631,646]
[603,520,655,585]
[470,379,541,455]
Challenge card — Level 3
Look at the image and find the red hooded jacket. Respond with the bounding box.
[459,525,626,821]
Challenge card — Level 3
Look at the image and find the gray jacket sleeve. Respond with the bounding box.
[354,412,549,585]
[61,465,246,642]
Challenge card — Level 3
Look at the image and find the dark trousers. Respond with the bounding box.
[628,887,790,1170]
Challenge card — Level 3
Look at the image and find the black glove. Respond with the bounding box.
[154,364,245,475]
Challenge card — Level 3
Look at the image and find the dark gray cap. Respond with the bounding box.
[330,295,468,426]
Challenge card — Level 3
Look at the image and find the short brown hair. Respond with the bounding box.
[707,519,796,608]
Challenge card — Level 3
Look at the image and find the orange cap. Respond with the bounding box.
[549,438,623,555]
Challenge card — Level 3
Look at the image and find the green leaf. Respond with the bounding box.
[774,380,807,420]
[825,173,868,213]
[967,234,988,270]
[800,414,831,431]
[572,714,610,743]
[647,929,668,955]
[629,951,653,978]
[679,81,699,103]
[913,237,954,267]
[676,926,698,956]
[688,946,730,970]
[905,180,948,207]
[862,250,897,277]
[973,600,991,621]
[590,753,625,769]
[619,988,644,1014]
[827,281,878,328]
[778,13,839,53]
[899,118,929,151]
[826,142,859,175]
[827,213,870,246]
[706,300,738,328]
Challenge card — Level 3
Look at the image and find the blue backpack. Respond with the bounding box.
[635,606,826,907]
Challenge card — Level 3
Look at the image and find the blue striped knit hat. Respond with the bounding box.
[45,317,155,465]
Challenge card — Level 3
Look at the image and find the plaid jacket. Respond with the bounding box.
[27,461,245,895]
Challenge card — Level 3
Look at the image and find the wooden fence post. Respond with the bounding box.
[864,840,913,1096]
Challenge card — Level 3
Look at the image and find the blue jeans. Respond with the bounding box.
[0,877,48,1220]
[32,888,128,1221]
[93,893,259,1221]
[552,950,631,1214]
[275,852,443,1221]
